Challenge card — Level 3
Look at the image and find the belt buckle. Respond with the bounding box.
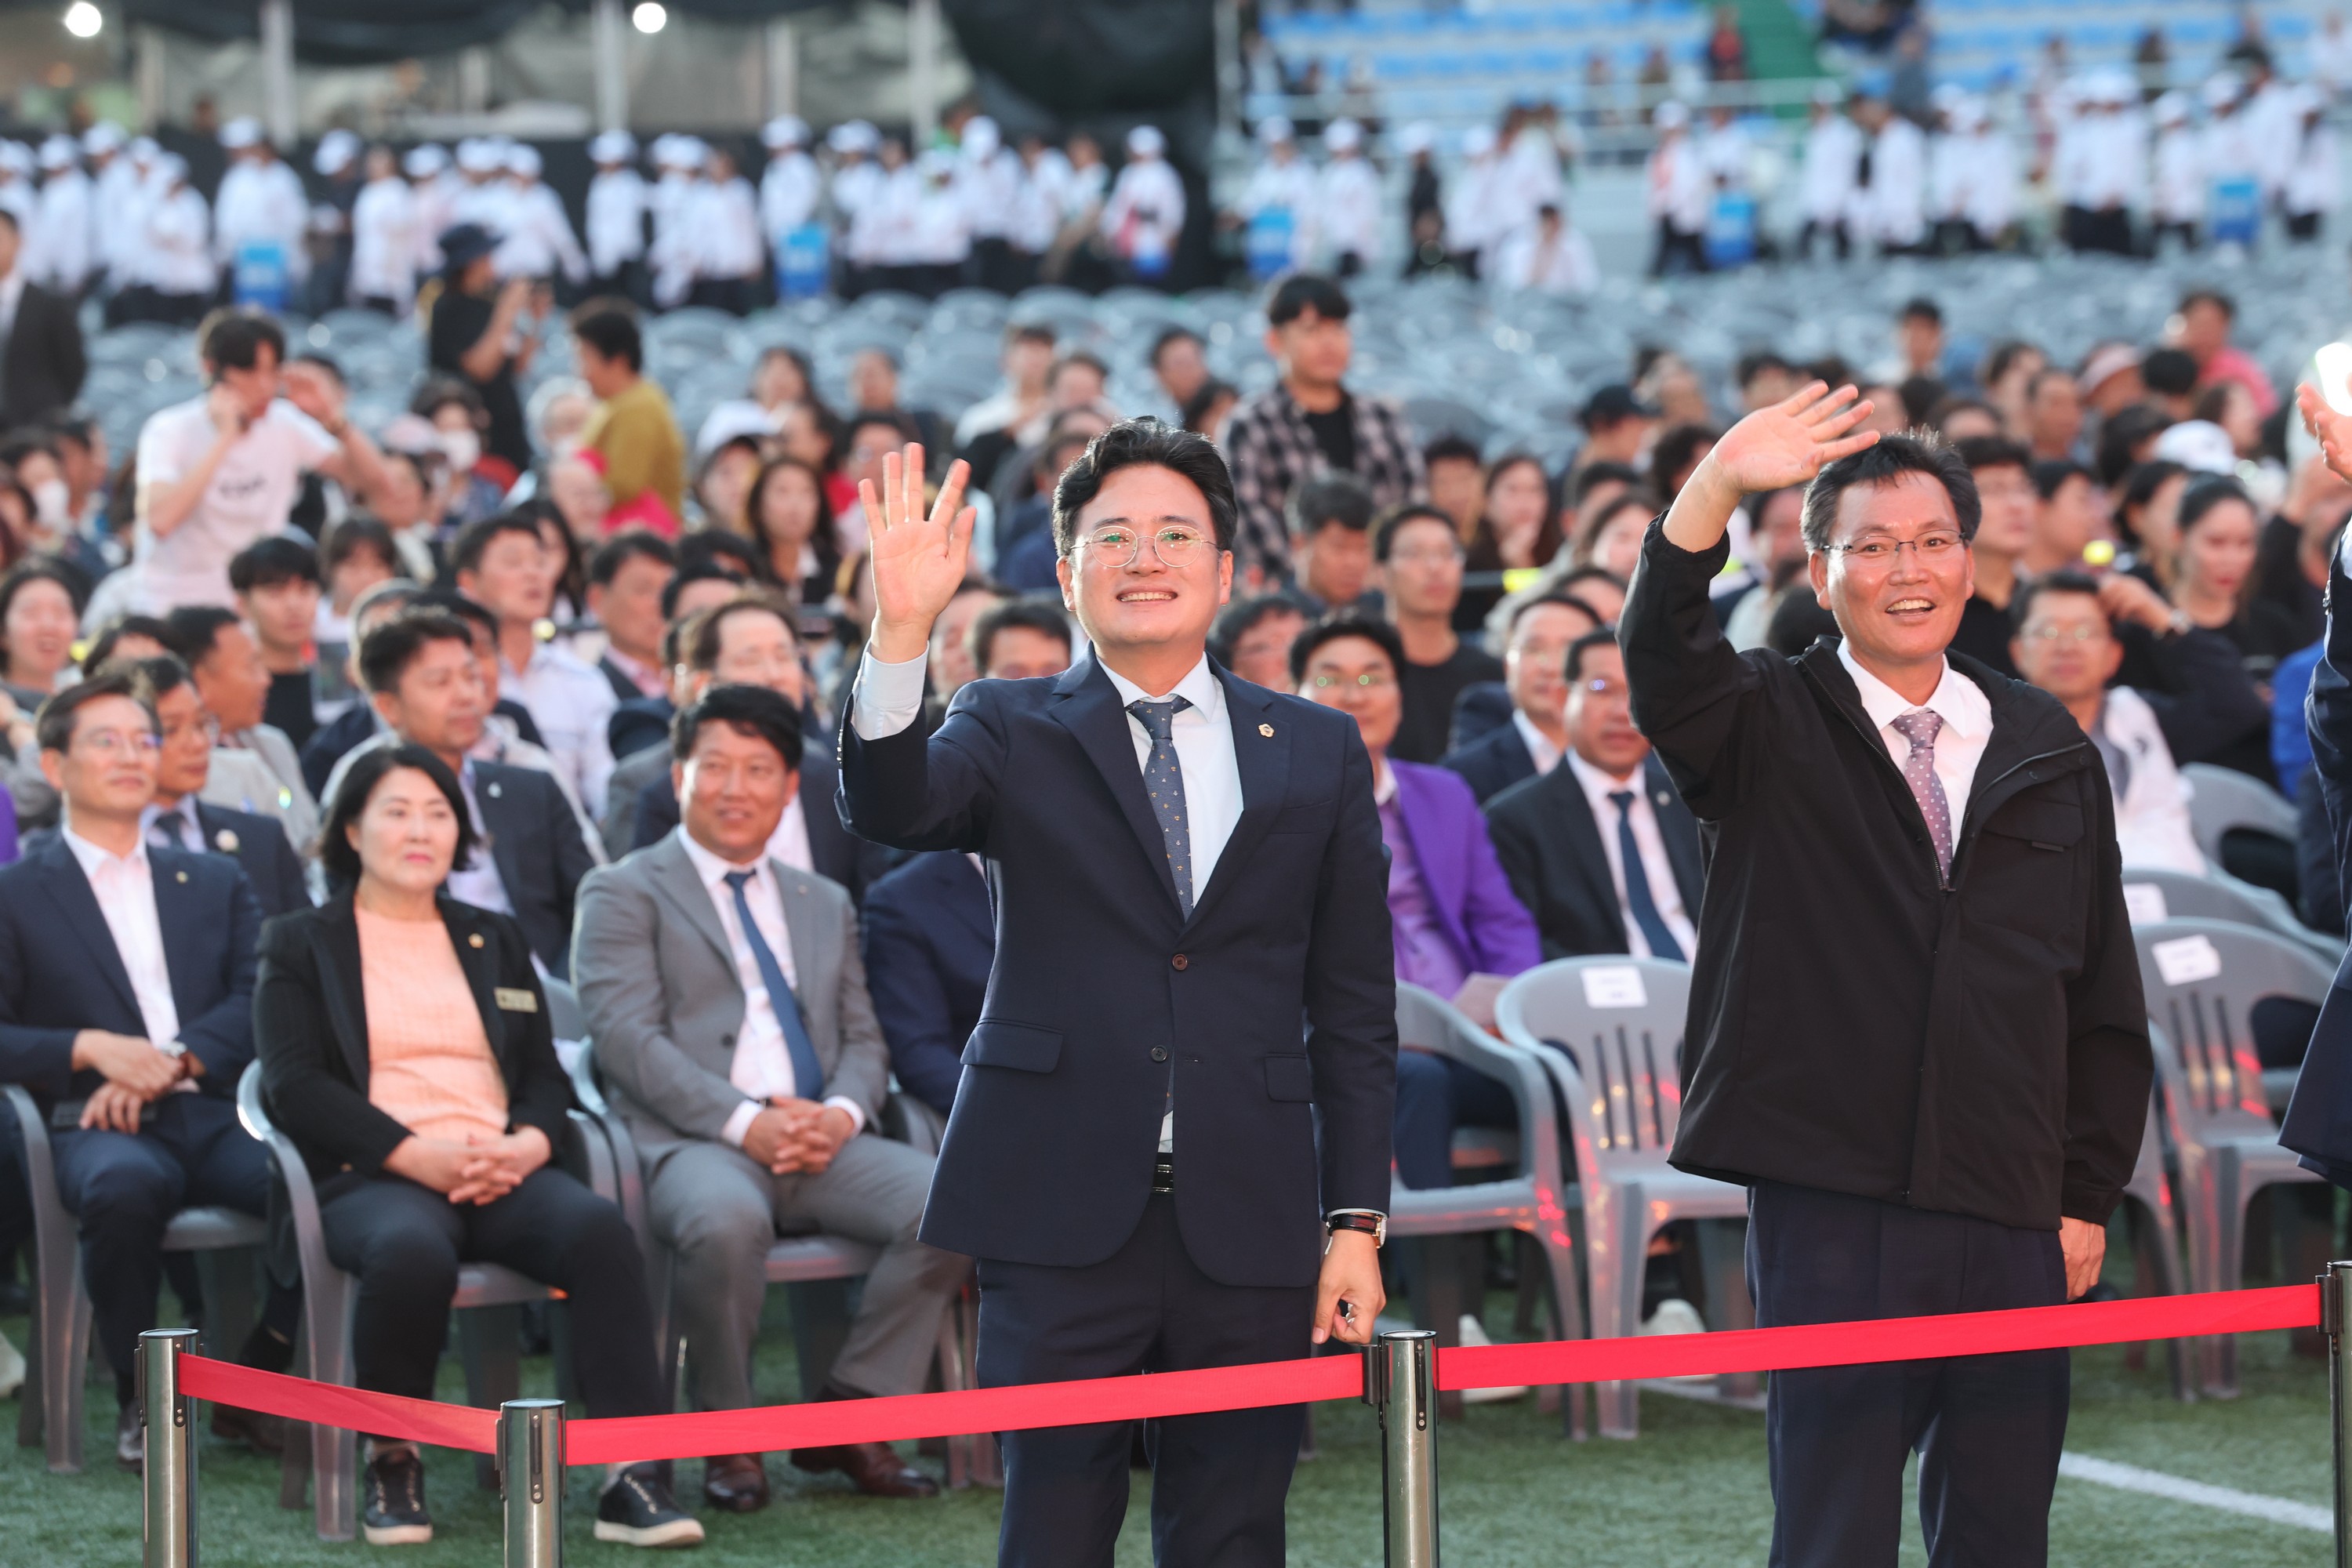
[1150,1155,1174,1194]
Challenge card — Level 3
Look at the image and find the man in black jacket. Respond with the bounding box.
[0,210,86,428]
[1622,387,2150,1568]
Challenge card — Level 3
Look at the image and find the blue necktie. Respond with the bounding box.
[1609,790,1685,964]
[722,869,826,1102]
[1127,697,1194,917]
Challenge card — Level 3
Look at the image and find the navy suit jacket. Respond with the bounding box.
[859,850,993,1118]
[474,760,594,978]
[1441,717,1539,804]
[25,800,308,920]
[0,837,261,1105]
[2280,550,2352,1185]
[837,655,1397,1288]
[1483,753,1704,962]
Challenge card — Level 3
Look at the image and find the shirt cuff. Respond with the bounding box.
[849,647,928,740]
[822,1095,867,1137]
[720,1099,762,1149]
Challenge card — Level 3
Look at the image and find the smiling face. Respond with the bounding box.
[677,719,796,863]
[2011,586,2122,705]
[42,693,159,825]
[3,575,77,688]
[1056,463,1233,662]
[1807,470,1975,677]
[349,764,461,898]
[1299,633,1401,760]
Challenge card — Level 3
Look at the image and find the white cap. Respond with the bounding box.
[154,151,188,183]
[960,115,1000,158]
[763,114,810,151]
[503,143,543,178]
[1931,82,1965,114]
[82,122,124,155]
[38,135,78,172]
[379,413,443,457]
[1323,118,1363,154]
[1126,125,1165,158]
[456,138,503,174]
[128,136,159,163]
[2098,69,2136,106]
[918,147,956,178]
[1811,80,1845,107]
[314,129,360,176]
[2203,71,2243,111]
[0,143,31,177]
[1396,121,1436,156]
[828,120,879,154]
[1654,100,1690,131]
[404,143,449,178]
[1255,114,1294,146]
[694,403,777,460]
[2154,90,2191,125]
[589,129,637,164]
[1462,125,1497,158]
[2151,419,2237,474]
[220,116,263,151]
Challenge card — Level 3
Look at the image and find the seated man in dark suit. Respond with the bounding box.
[1486,630,1704,960]
[606,564,754,764]
[586,532,677,705]
[1441,591,1602,802]
[299,579,426,800]
[352,612,591,976]
[614,596,887,904]
[0,673,296,1467]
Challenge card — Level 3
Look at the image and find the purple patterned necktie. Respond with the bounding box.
[1889,708,1954,884]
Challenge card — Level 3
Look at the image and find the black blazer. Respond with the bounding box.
[838,655,1397,1288]
[1,281,86,428]
[1442,719,1539,804]
[632,749,885,906]
[0,837,260,1105]
[474,760,593,978]
[858,849,993,1118]
[254,892,569,1183]
[1483,754,1704,961]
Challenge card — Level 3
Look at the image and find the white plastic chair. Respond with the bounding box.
[2180,764,2298,873]
[1497,956,1751,1439]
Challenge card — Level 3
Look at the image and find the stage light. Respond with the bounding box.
[630,2,666,33]
[64,2,102,38]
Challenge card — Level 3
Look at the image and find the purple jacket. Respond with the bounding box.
[1388,758,1541,977]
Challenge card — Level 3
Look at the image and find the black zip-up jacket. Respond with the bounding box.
[1621,521,2151,1231]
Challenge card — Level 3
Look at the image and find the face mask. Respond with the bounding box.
[30,480,68,529]
[439,428,481,474]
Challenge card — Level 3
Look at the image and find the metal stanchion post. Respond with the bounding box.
[139,1327,200,1568]
[1364,1328,1440,1568]
[499,1398,567,1568]
[2326,1263,2352,1568]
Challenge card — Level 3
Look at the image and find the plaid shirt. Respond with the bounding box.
[1221,383,1427,582]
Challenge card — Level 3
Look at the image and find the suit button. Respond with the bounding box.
[1171,953,1189,971]
[1150,1047,1168,1062]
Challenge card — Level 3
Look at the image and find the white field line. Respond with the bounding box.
[2057,1452,2332,1534]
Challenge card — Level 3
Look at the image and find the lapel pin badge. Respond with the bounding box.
[1258,723,1274,738]
[488,781,503,798]
[469,932,485,949]
[214,828,240,853]
[175,870,188,883]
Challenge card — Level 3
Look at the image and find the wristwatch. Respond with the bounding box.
[1327,1211,1387,1247]
[156,1040,189,1077]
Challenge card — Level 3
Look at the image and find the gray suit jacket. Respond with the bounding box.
[575,830,890,1163]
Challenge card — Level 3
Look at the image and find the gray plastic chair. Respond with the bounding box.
[2132,920,2336,1396]
[1388,983,1588,1437]
[2117,1091,2193,1403]
[3,1083,267,1473]
[239,1063,596,1540]
[1497,956,1752,1440]
[2180,764,2299,873]
[2121,863,2344,971]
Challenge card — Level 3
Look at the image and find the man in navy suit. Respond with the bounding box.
[1441,592,1602,802]
[0,673,292,1466]
[839,423,1396,1568]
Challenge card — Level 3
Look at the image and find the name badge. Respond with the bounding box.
[494,987,539,1014]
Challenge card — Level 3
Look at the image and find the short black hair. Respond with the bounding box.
[1288,608,1403,685]
[2009,568,2106,633]
[1207,593,1308,666]
[1953,434,2031,475]
[1899,296,1944,327]
[1559,564,1627,599]
[1372,503,1460,564]
[1050,350,1109,387]
[671,682,803,771]
[1736,350,1794,389]
[1179,379,1237,435]
[1286,470,1375,539]
[1008,321,1058,349]
[1649,423,1719,499]
[2114,460,2188,531]
[1265,273,1352,328]
[1571,461,1644,507]
[1800,431,1981,552]
[197,308,286,373]
[1508,590,1603,635]
[589,530,677,588]
[162,605,242,666]
[968,597,1073,676]
[570,299,644,372]
[358,610,475,695]
[2141,347,2199,398]
[1422,432,1483,469]
[410,373,486,425]
[2178,287,2235,320]
[1980,339,2042,388]
[321,514,398,578]
[2029,458,2092,502]
[840,408,916,456]
[117,653,194,703]
[449,512,546,579]
[228,534,321,593]
[1051,418,1239,557]
[2177,473,2256,536]
[35,669,155,756]
[81,613,175,673]
[2095,403,2172,487]
[1896,376,1947,429]
[290,350,344,387]
[681,593,796,673]
[1928,395,1998,433]
[0,561,88,648]
[413,586,499,644]
[1563,627,1621,684]
[1149,325,1203,368]
[662,561,748,620]
[321,743,477,891]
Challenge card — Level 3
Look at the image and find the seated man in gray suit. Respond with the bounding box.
[576,684,965,1513]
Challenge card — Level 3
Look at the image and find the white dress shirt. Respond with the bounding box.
[503,641,617,821]
[675,828,867,1150]
[1511,710,1563,776]
[1837,641,1994,829]
[851,648,1243,1150]
[445,760,515,916]
[62,825,185,1057]
[1563,750,1698,962]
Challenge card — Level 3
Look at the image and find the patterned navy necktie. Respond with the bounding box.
[1127,696,1194,916]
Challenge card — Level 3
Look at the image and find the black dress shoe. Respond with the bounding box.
[789,1439,941,1498]
[597,1461,706,1548]
[701,1453,769,1512]
[114,1402,143,1472]
[363,1446,434,1546]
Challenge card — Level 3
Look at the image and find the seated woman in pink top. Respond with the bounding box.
[253,745,699,1552]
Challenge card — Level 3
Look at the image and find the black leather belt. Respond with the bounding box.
[1151,1152,1174,1193]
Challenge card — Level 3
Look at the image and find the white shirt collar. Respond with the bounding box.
[1511,709,1564,773]
[1099,653,1224,720]
[1835,640,1991,743]
[1563,748,1647,815]
[1373,759,1398,806]
[676,824,771,889]
[63,821,151,879]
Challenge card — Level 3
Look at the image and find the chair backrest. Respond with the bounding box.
[1496,957,1692,1164]
[2180,764,2297,869]
[2132,918,2335,1137]
[541,975,585,1043]
[1393,981,1559,1189]
[234,1058,274,1142]
[2120,864,2345,967]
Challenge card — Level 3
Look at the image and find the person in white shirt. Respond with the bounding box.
[2200,72,2261,247]
[1859,90,1929,256]
[906,147,971,299]
[1236,115,1316,280]
[1311,118,1381,278]
[1008,132,1070,281]
[584,129,648,303]
[133,310,386,612]
[2241,58,2300,206]
[857,137,924,295]
[1796,86,1861,261]
[492,143,587,289]
[1646,101,1711,274]
[826,120,884,298]
[1495,113,1569,247]
[2318,12,2352,100]
[2286,85,2339,242]
[84,122,140,302]
[2071,71,2143,256]
[1491,202,1598,295]
[1052,131,1112,289]
[30,136,92,296]
[450,512,615,820]
[0,143,37,260]
[953,114,1022,293]
[2148,91,2202,251]
[349,144,421,314]
[691,143,770,314]
[645,136,702,310]
[401,143,454,281]
[1100,125,1185,288]
[447,138,517,241]
[129,152,212,325]
[212,119,310,293]
[1953,97,2015,251]
[1444,124,1504,276]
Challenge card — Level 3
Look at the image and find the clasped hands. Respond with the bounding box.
[742,1098,855,1176]
[386,1124,555,1207]
[72,1028,199,1132]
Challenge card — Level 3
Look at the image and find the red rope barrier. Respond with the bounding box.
[172,1282,2321,1466]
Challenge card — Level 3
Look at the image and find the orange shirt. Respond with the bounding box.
[355,906,510,1147]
